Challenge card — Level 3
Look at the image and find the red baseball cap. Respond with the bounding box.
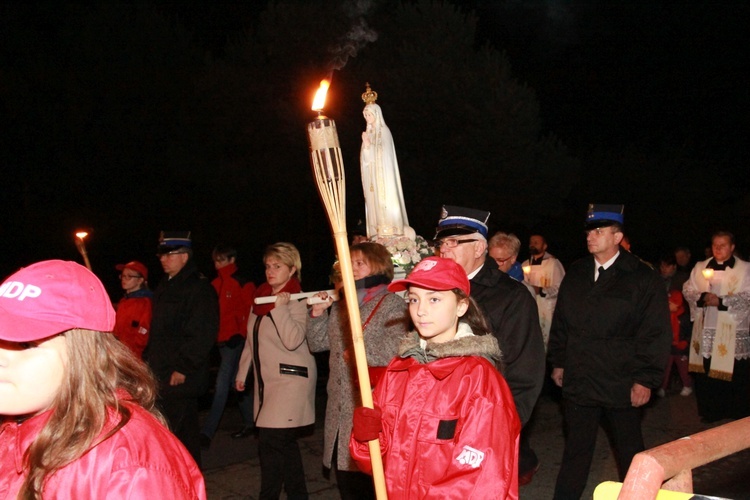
[0,260,116,342]
[388,257,470,296]
[115,260,148,280]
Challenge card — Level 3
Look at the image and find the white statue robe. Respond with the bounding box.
[360,103,412,239]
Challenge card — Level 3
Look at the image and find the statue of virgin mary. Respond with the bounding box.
[360,83,415,240]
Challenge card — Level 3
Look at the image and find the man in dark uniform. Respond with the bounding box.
[434,205,545,485]
[145,231,219,467]
[548,204,671,499]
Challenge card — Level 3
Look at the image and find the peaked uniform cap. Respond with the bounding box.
[585,204,624,229]
[157,230,192,254]
[435,205,491,239]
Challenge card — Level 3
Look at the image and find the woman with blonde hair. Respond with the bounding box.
[308,242,409,499]
[0,260,204,499]
[236,242,317,499]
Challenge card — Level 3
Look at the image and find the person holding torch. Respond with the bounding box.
[307,242,409,499]
[235,242,316,500]
[350,257,521,499]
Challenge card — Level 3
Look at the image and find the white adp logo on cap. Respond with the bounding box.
[0,281,43,301]
[414,260,438,273]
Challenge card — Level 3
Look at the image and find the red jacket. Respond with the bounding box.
[113,289,152,359]
[668,289,688,350]
[0,398,205,499]
[212,263,255,343]
[350,331,521,499]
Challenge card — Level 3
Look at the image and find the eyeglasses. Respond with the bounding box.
[119,274,142,280]
[585,228,618,236]
[433,238,479,249]
[493,256,514,264]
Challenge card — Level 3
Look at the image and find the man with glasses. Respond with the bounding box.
[548,204,670,499]
[488,232,525,282]
[145,231,219,468]
[434,205,545,486]
[113,260,152,359]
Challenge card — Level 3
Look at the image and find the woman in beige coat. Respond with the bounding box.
[236,242,316,499]
[307,242,409,499]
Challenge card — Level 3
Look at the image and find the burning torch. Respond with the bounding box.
[307,79,388,499]
[74,231,93,271]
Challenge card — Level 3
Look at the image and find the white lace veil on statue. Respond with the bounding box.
[360,83,415,240]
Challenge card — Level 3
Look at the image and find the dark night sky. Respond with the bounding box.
[168,1,749,154]
[2,1,749,295]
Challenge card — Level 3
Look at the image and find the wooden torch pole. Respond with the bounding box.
[307,90,388,499]
[75,231,93,271]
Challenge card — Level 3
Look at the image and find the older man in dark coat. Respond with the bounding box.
[548,204,670,499]
[145,231,219,468]
[434,205,545,485]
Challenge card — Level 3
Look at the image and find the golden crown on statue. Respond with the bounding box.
[361,82,378,105]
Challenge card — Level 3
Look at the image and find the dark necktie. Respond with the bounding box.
[597,266,605,281]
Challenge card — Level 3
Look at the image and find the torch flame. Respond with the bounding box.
[75,231,89,240]
[312,79,330,112]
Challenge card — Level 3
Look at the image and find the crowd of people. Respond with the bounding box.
[2,204,749,499]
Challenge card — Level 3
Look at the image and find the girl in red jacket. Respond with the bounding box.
[657,289,694,397]
[0,260,204,499]
[350,256,521,499]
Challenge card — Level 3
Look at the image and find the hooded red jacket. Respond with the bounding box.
[351,331,521,499]
[212,263,255,343]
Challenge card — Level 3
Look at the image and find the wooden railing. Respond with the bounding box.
[613,416,750,499]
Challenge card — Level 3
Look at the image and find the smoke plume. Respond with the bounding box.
[328,0,378,71]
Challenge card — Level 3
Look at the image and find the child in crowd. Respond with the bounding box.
[658,289,693,397]
[0,260,205,499]
[350,256,521,499]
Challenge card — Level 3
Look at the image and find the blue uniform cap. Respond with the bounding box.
[435,205,491,239]
[585,204,624,229]
[157,230,192,254]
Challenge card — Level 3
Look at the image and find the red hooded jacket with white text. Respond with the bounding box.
[351,328,521,499]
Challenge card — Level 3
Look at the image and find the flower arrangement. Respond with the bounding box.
[371,234,433,274]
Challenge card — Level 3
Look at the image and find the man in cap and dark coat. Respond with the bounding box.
[145,231,219,468]
[548,204,670,499]
[434,205,545,485]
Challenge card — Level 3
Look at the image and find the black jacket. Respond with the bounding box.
[548,250,671,407]
[471,256,546,425]
[145,260,219,398]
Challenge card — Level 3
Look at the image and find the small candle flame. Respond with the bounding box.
[702,268,714,280]
[75,231,89,240]
[522,265,531,275]
[312,79,330,112]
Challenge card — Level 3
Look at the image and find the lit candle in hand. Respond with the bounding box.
[522,265,531,280]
